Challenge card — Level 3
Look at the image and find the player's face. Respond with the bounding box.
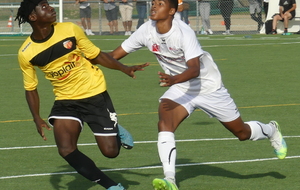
[31,0,56,24]
[150,0,175,21]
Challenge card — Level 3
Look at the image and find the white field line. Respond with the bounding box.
[1,155,300,180]
[1,41,300,57]
[0,137,299,180]
[1,136,300,151]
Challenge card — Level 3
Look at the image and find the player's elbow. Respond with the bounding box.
[107,51,115,58]
[191,68,200,78]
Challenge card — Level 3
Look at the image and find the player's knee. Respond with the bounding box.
[58,147,77,158]
[102,148,120,158]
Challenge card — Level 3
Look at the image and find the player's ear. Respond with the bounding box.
[169,8,176,16]
[28,11,37,22]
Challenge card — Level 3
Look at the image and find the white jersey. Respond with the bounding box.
[121,19,222,95]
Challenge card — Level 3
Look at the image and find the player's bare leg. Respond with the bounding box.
[221,117,287,159]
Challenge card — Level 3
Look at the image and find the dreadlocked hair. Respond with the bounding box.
[15,0,42,26]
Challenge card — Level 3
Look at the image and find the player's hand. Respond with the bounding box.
[158,71,174,87]
[34,117,52,141]
[124,62,149,78]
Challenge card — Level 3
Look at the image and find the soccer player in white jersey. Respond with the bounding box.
[109,0,287,189]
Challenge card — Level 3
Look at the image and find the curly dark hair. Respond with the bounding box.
[15,0,43,26]
[169,0,178,12]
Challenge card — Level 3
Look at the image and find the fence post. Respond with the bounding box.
[99,1,102,35]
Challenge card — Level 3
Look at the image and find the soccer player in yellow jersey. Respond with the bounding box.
[15,0,148,189]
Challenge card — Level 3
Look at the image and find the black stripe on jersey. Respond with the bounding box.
[30,37,77,67]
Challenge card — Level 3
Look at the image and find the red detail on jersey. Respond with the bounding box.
[152,44,160,52]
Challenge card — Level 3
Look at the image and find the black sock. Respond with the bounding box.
[63,149,117,189]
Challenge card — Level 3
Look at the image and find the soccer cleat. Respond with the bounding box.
[89,31,95,35]
[269,121,287,159]
[107,183,126,190]
[222,30,233,35]
[118,124,134,149]
[153,178,179,190]
[207,29,213,35]
[271,30,277,35]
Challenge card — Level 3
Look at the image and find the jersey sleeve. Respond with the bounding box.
[18,52,38,91]
[121,23,148,53]
[73,24,100,59]
[182,27,203,62]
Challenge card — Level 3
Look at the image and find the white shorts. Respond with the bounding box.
[159,85,240,122]
[119,4,133,21]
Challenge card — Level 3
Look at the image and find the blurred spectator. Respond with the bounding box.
[119,0,134,35]
[248,0,264,32]
[199,0,213,34]
[181,1,190,24]
[135,0,147,29]
[175,0,184,20]
[75,0,95,35]
[271,0,296,34]
[218,0,234,35]
[103,0,119,35]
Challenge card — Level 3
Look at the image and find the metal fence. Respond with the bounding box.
[0,0,267,35]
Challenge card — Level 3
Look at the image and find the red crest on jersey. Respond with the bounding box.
[152,44,160,52]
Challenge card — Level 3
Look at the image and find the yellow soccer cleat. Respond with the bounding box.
[153,178,178,190]
[269,121,287,159]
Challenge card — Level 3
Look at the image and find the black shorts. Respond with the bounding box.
[48,91,118,136]
[274,11,296,21]
[105,7,118,22]
[80,6,92,18]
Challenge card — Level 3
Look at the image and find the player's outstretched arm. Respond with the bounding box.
[108,45,129,60]
[25,89,51,141]
[159,56,200,86]
[90,51,149,78]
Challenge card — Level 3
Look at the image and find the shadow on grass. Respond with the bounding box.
[49,158,286,189]
[49,165,150,190]
[175,158,286,187]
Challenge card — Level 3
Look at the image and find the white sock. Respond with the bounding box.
[157,131,176,179]
[246,121,275,141]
